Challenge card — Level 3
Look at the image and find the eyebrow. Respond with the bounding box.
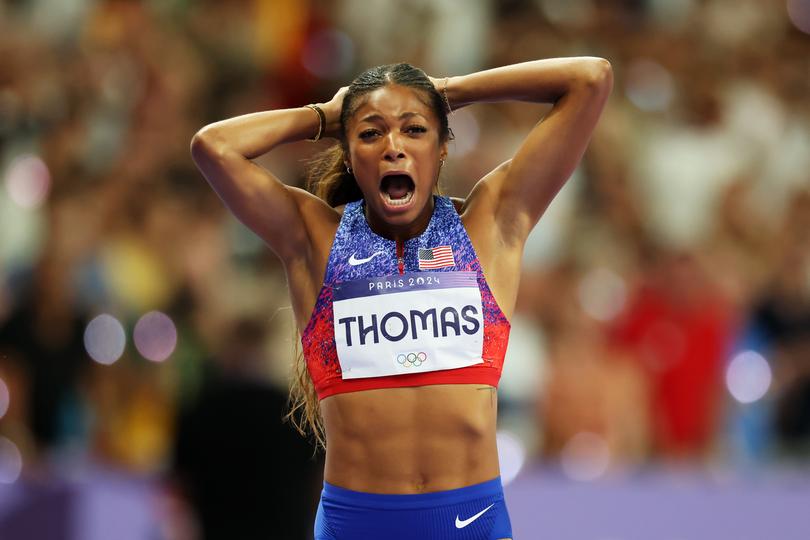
[358,112,424,124]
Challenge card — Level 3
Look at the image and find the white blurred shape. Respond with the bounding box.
[625,59,674,112]
[302,30,354,79]
[500,314,547,402]
[497,430,526,486]
[787,0,810,34]
[539,0,595,26]
[425,0,488,75]
[561,432,610,482]
[723,81,785,149]
[134,311,177,362]
[0,436,23,484]
[4,154,51,209]
[705,0,772,46]
[447,108,479,158]
[0,377,9,419]
[84,314,127,366]
[726,350,772,404]
[577,267,627,321]
[522,168,582,267]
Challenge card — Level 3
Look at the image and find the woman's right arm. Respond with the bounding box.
[189,92,343,263]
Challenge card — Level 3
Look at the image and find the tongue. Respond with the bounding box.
[384,175,412,199]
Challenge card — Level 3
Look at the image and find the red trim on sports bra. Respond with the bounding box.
[396,239,404,275]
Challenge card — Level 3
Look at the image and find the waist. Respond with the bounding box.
[321,384,500,493]
[321,475,504,507]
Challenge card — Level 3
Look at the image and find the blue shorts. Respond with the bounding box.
[314,476,513,539]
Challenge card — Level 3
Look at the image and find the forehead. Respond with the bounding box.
[350,84,436,124]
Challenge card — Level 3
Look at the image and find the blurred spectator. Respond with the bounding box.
[0,185,95,459]
[749,190,810,457]
[171,316,322,540]
[608,250,736,458]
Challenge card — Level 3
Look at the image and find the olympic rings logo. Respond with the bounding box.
[396,352,427,367]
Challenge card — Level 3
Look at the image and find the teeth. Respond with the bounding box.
[383,191,414,206]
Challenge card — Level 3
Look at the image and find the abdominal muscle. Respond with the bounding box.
[320,383,501,494]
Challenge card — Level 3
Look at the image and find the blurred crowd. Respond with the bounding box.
[0,0,809,537]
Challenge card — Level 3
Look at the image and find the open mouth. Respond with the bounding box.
[380,173,415,207]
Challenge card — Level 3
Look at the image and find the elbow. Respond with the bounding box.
[581,57,613,93]
[190,126,226,165]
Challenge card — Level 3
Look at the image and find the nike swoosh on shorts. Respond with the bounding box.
[455,503,495,529]
[348,251,385,266]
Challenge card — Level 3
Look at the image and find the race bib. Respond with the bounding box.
[332,271,484,379]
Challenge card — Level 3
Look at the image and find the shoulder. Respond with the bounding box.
[287,186,348,217]
[285,186,342,253]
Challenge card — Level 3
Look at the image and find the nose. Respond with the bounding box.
[383,132,406,162]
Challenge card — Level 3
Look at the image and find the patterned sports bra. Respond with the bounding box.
[301,196,510,400]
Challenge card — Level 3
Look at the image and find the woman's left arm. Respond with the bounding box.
[444,57,613,245]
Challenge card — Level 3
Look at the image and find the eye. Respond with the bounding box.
[405,125,427,135]
[359,129,380,140]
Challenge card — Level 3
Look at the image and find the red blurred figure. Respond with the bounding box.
[609,251,737,458]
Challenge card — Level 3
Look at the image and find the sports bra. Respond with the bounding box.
[301,196,510,400]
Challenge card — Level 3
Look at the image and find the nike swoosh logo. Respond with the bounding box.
[455,503,494,529]
[348,251,385,266]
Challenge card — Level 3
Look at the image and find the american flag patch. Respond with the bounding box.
[418,246,455,269]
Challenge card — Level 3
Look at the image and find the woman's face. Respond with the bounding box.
[344,84,447,236]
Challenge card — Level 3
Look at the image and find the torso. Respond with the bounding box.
[285,182,523,494]
[321,384,500,493]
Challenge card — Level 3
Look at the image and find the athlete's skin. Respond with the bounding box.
[191,59,612,517]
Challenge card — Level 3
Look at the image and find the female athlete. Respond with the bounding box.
[191,58,612,539]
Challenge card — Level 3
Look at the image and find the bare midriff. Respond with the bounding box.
[320,383,500,494]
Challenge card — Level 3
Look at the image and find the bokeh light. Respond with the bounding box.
[625,59,674,112]
[0,377,9,419]
[0,436,23,484]
[302,30,354,79]
[577,267,627,321]
[497,430,527,486]
[4,154,51,209]
[133,311,177,362]
[84,314,127,365]
[787,0,810,34]
[561,432,610,482]
[726,350,772,404]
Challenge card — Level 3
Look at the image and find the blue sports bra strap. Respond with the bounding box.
[322,199,362,284]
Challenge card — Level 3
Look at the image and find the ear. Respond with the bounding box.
[439,140,448,162]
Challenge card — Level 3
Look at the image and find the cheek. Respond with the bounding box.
[416,148,441,173]
[354,172,377,193]
[350,146,378,169]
